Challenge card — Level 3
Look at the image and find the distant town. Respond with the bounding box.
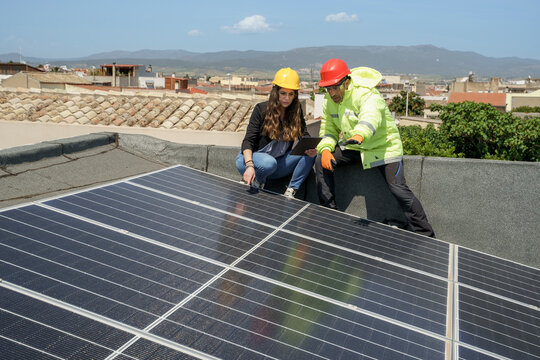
[2,61,540,115]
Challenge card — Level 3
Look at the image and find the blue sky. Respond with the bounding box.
[2,0,539,60]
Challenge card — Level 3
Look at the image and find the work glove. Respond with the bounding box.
[321,149,336,171]
[343,135,364,146]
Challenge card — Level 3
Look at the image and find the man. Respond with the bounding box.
[315,58,435,237]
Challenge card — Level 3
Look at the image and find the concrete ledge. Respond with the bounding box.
[420,157,540,267]
[0,142,63,166]
[0,132,116,166]
[207,146,240,180]
[118,133,208,171]
[45,133,116,154]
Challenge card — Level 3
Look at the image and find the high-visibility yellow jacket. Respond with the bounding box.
[317,67,403,169]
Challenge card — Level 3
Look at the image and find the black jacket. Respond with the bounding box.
[241,101,309,153]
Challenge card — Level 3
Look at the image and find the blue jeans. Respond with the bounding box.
[236,151,316,189]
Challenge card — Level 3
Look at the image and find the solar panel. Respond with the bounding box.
[1,165,538,359]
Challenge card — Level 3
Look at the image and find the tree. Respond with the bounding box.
[431,102,539,161]
[512,106,540,113]
[388,90,425,116]
[399,124,460,158]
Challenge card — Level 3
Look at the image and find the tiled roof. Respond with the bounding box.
[0,89,257,132]
[448,92,506,107]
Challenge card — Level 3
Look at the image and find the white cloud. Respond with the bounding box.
[325,12,359,23]
[188,29,203,36]
[221,15,272,33]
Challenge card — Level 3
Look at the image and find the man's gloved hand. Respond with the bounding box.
[321,149,336,171]
[344,135,364,146]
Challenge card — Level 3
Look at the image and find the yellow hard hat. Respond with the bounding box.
[272,67,300,90]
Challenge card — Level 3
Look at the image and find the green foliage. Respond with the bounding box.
[512,106,540,113]
[431,101,539,161]
[388,90,425,116]
[399,124,460,158]
[502,116,540,161]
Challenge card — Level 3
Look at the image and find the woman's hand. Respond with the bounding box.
[304,148,317,157]
[243,166,256,185]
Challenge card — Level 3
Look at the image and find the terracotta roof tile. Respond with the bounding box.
[100,101,112,109]
[78,116,90,125]
[112,116,125,127]
[51,115,63,123]
[86,110,97,119]
[60,110,71,118]
[65,115,77,124]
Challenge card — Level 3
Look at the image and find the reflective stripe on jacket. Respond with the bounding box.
[316,67,403,169]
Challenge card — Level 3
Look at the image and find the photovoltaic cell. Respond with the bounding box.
[284,205,450,277]
[458,346,502,360]
[458,247,540,307]
[120,338,201,360]
[459,286,540,360]
[0,338,58,360]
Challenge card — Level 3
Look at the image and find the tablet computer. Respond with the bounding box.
[290,137,322,155]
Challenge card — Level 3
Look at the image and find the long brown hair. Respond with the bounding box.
[262,85,302,141]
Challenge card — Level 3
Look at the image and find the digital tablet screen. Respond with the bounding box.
[290,137,322,155]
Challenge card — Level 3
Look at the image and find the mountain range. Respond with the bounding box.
[2,45,539,79]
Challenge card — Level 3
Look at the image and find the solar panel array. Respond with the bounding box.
[1,165,538,360]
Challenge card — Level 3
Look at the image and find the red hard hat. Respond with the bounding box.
[319,58,351,87]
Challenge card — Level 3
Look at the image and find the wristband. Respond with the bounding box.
[245,164,255,169]
[245,160,254,165]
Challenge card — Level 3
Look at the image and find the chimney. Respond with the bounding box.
[112,62,116,87]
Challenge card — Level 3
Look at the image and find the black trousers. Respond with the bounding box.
[315,149,435,237]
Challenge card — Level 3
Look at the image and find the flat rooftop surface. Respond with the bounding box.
[1,143,167,210]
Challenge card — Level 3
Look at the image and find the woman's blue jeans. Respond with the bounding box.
[236,151,316,189]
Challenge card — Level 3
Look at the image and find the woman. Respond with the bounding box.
[236,67,317,198]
